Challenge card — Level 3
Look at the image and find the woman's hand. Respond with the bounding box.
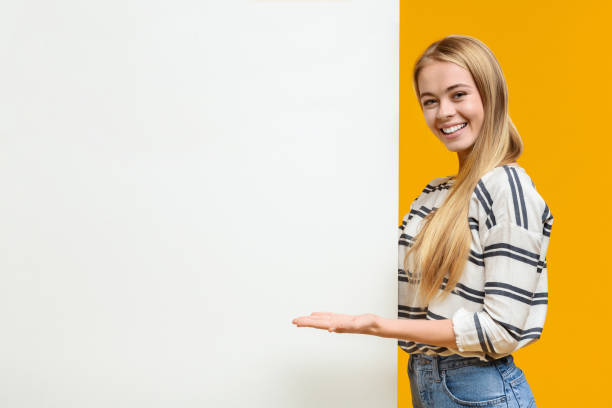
[292,313,457,348]
[292,312,380,335]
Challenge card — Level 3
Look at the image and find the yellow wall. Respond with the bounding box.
[398,1,611,406]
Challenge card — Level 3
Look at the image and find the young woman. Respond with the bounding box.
[292,35,552,408]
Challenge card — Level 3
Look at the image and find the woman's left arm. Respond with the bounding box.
[292,312,457,349]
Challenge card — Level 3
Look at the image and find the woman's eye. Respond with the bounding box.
[454,92,466,98]
[423,99,436,106]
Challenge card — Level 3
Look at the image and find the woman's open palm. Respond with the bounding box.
[292,312,378,335]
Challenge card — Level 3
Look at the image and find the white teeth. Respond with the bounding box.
[441,123,467,134]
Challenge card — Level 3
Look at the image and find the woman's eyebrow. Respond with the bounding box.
[419,83,472,99]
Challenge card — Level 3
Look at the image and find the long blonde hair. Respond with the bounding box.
[404,35,523,305]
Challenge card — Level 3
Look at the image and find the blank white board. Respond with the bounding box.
[0,1,399,406]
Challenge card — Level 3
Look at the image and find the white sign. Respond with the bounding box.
[0,1,399,406]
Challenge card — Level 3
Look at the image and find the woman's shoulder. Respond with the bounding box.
[405,175,454,214]
[474,164,553,229]
[409,175,452,199]
[478,164,540,199]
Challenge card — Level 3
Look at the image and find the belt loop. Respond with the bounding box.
[432,355,441,382]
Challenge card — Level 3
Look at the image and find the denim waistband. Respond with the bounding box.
[410,353,513,371]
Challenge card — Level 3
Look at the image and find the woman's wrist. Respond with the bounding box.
[370,315,391,338]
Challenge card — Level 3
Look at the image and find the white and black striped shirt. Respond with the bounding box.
[398,164,553,361]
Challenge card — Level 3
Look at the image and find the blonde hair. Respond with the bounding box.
[404,35,523,305]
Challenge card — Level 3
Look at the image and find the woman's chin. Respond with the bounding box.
[442,138,476,153]
[444,144,466,153]
[443,145,476,160]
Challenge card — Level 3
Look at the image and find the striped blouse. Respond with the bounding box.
[397,164,553,361]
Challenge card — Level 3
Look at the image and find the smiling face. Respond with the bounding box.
[417,60,484,163]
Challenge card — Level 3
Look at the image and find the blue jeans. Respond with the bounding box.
[408,353,536,407]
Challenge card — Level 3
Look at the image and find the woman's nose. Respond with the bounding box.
[437,98,455,118]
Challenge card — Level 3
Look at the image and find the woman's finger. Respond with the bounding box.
[300,316,331,324]
[294,317,332,329]
[294,315,327,322]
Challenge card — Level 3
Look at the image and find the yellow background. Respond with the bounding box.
[398,1,611,406]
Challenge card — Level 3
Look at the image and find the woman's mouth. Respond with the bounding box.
[440,122,467,138]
